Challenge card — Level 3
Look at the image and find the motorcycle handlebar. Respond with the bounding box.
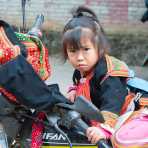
[97,139,112,148]
[70,111,112,148]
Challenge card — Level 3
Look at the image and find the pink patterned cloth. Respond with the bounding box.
[112,110,148,148]
[115,113,148,144]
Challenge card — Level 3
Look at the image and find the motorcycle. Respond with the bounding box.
[1,78,148,148]
[0,15,112,148]
[15,8,147,148]
[0,11,148,148]
[6,95,112,148]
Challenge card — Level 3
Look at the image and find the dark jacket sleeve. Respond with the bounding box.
[99,76,128,115]
[0,55,69,111]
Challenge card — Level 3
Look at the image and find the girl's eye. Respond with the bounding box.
[68,48,76,53]
[84,48,90,51]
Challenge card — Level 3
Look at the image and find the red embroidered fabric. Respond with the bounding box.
[31,112,46,148]
[76,73,93,101]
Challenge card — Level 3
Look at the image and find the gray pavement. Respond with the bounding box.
[45,55,74,95]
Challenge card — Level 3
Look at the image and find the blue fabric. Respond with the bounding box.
[127,77,148,92]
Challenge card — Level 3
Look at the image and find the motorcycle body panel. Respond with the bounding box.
[41,127,97,148]
[42,146,97,148]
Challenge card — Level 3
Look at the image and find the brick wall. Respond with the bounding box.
[0,0,147,29]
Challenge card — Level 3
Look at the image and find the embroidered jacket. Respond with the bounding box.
[73,55,131,127]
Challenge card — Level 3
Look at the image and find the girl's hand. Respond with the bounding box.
[66,85,77,103]
[66,89,77,103]
[86,126,107,144]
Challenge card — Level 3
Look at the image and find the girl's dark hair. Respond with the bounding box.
[62,6,110,60]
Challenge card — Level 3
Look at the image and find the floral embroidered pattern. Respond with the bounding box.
[0,27,51,102]
[16,33,51,80]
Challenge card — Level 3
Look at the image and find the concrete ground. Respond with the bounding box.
[45,55,74,94]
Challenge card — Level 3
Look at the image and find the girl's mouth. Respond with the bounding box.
[77,64,88,69]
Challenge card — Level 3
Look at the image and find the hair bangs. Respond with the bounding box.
[63,27,82,51]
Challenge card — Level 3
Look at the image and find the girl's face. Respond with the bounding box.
[67,28,99,76]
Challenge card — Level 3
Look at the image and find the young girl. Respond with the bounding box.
[61,6,132,144]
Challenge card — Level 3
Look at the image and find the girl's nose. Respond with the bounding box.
[77,51,84,61]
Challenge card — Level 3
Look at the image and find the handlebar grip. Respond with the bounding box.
[97,139,112,148]
[28,14,44,37]
[74,118,89,133]
[65,111,112,148]
[75,119,112,148]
